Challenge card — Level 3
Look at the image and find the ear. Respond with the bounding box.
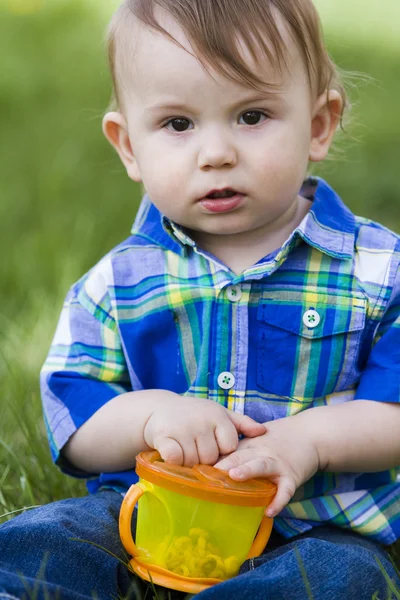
[309,90,343,162]
[102,112,142,182]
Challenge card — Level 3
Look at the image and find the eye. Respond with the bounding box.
[239,110,268,126]
[164,118,193,132]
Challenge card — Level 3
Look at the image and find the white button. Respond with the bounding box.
[226,285,242,302]
[217,371,235,390]
[303,309,321,329]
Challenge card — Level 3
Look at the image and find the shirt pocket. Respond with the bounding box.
[256,291,367,402]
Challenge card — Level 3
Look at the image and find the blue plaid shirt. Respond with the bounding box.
[41,178,400,544]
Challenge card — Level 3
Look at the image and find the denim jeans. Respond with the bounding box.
[0,490,398,600]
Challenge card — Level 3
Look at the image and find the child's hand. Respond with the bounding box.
[143,394,266,467]
[214,416,320,517]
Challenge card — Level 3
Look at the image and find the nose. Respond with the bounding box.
[197,127,237,170]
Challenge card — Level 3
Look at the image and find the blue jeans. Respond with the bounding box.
[0,491,398,599]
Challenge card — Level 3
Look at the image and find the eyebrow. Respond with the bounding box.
[146,91,285,113]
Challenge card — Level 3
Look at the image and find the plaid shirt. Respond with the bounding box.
[41,177,400,544]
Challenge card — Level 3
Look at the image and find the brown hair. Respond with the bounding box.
[107,0,347,115]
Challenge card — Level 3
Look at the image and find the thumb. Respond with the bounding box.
[228,412,266,437]
[265,477,296,517]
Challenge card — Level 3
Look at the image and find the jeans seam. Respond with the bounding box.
[0,594,20,600]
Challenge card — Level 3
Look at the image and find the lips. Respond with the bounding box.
[199,188,244,214]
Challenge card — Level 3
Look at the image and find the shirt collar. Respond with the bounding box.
[131,177,356,260]
[130,194,186,255]
[296,177,355,259]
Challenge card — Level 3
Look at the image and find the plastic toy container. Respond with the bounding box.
[119,451,276,593]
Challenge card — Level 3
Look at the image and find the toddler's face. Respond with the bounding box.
[105,13,338,250]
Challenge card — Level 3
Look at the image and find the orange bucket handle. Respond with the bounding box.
[247,516,274,558]
[119,482,148,557]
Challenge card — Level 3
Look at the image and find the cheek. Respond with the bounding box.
[138,160,187,218]
[251,148,309,200]
[131,130,186,188]
[137,150,180,195]
[254,130,310,175]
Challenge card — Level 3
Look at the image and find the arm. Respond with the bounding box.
[63,389,167,473]
[64,388,266,473]
[296,399,400,473]
[215,400,400,517]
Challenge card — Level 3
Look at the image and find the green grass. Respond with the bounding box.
[1,0,400,595]
[315,0,400,50]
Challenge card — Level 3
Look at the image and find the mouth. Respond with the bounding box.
[204,188,240,200]
[199,188,245,214]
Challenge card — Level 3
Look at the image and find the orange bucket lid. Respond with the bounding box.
[135,451,276,507]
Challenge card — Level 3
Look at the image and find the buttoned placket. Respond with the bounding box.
[209,281,249,413]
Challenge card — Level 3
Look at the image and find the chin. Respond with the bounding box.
[211,219,255,236]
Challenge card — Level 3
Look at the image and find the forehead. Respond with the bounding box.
[118,8,308,104]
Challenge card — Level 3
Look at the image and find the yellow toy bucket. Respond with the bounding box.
[119,451,276,594]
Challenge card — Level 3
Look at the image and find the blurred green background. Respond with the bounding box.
[0,0,400,519]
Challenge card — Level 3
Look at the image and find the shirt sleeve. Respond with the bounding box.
[40,264,131,476]
[355,264,400,403]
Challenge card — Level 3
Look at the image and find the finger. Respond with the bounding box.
[180,438,201,467]
[156,437,184,465]
[195,433,220,465]
[214,420,240,456]
[214,448,255,471]
[228,456,278,481]
[228,412,266,438]
[265,477,296,517]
